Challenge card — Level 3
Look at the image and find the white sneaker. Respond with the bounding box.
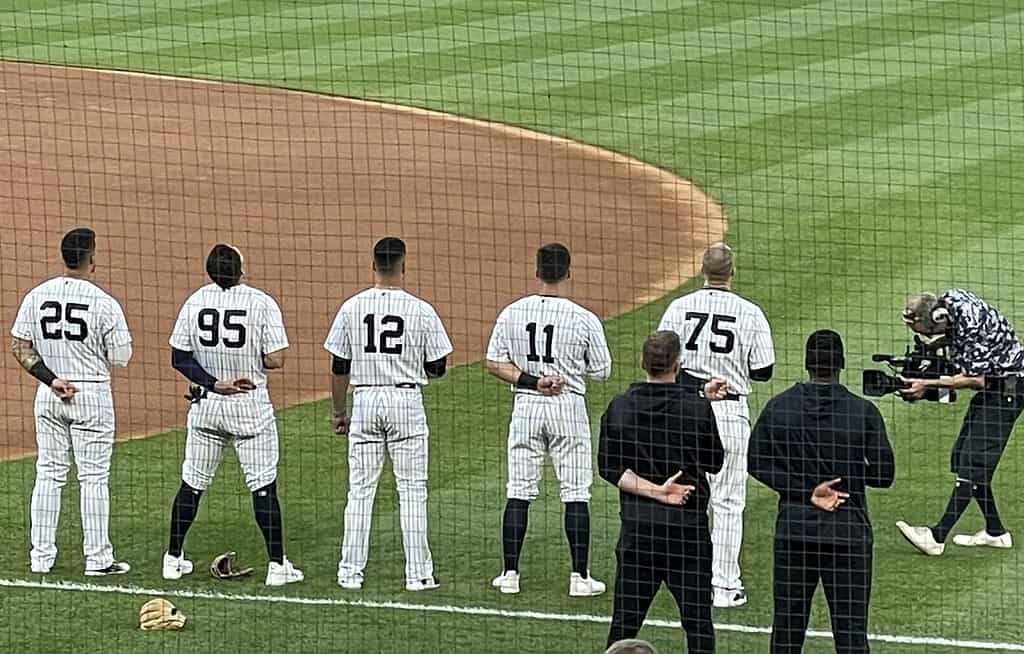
[953,530,1013,549]
[713,587,748,608]
[491,570,521,595]
[265,558,304,586]
[162,552,194,580]
[568,572,606,597]
[84,561,131,576]
[338,574,364,590]
[406,575,441,592]
[30,561,52,574]
[897,521,945,556]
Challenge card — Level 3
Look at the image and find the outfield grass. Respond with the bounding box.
[2,1,1024,652]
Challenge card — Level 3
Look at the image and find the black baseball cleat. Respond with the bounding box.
[406,575,441,592]
[84,561,132,576]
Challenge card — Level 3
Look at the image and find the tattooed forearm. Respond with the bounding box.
[11,337,41,372]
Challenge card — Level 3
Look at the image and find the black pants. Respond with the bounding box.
[951,384,1023,483]
[771,539,872,654]
[608,521,714,653]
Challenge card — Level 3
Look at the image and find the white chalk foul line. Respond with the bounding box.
[1,578,1021,651]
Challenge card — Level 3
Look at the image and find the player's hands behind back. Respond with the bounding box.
[212,378,256,395]
[703,378,730,401]
[50,378,77,401]
[811,478,849,512]
[537,375,565,396]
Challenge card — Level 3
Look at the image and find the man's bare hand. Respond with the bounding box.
[704,378,729,401]
[333,412,350,436]
[655,471,695,506]
[50,379,77,401]
[538,375,565,396]
[212,378,256,395]
[811,478,850,512]
[897,378,927,401]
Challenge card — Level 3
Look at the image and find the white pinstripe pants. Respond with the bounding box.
[506,393,592,503]
[31,383,116,571]
[708,398,751,591]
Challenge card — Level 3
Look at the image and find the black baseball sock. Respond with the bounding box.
[168,481,203,557]
[972,483,1007,537]
[253,481,284,565]
[502,499,530,572]
[564,501,591,576]
[932,478,972,543]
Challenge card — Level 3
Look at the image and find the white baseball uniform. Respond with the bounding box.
[11,276,133,571]
[169,283,288,493]
[658,287,774,591]
[324,287,453,584]
[486,295,612,503]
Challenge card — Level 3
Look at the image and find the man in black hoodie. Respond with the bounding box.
[599,331,726,653]
[749,330,895,654]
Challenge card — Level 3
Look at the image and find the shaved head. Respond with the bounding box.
[701,242,734,283]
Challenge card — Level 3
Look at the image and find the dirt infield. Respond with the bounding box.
[0,61,725,459]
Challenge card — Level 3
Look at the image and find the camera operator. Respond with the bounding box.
[896,289,1024,555]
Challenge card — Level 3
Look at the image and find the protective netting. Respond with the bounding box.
[1,1,1022,653]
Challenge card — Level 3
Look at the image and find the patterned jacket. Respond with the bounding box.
[940,289,1024,377]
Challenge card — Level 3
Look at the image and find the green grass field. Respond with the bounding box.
[2,0,1024,652]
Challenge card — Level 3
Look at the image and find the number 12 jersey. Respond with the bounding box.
[486,295,612,395]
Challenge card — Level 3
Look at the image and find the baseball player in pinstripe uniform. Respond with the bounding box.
[162,244,303,587]
[487,243,612,597]
[658,242,775,608]
[11,228,133,576]
[325,237,453,592]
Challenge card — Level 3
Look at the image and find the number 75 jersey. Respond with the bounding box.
[486,295,612,396]
[169,283,288,389]
[658,288,774,396]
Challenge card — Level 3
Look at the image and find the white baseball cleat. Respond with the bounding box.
[85,561,131,576]
[265,558,304,586]
[896,521,945,556]
[406,576,441,592]
[713,587,749,608]
[162,552,194,580]
[338,574,364,590]
[568,572,606,597]
[953,530,1013,549]
[491,570,521,595]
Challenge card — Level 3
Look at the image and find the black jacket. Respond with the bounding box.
[749,382,895,545]
[598,383,725,527]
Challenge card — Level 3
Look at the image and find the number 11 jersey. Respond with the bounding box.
[324,288,453,387]
[169,283,288,389]
[486,295,612,396]
[658,288,774,396]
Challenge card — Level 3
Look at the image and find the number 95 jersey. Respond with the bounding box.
[486,295,612,396]
[658,288,774,396]
[169,283,288,389]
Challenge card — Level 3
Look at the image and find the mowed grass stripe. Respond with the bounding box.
[377,0,966,110]
[182,0,708,80]
[579,7,1024,136]
[0,0,477,62]
[513,0,1017,130]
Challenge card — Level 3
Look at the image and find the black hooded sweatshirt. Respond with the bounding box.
[598,383,725,527]
[749,382,895,545]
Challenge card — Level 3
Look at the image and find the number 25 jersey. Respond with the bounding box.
[658,288,774,396]
[169,283,288,389]
[323,288,453,387]
[486,295,612,396]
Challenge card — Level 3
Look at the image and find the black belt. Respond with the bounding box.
[678,371,741,401]
[354,383,418,389]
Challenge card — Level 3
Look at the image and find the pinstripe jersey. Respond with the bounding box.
[486,294,612,395]
[169,283,288,389]
[324,288,453,387]
[658,288,774,396]
[11,277,132,382]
